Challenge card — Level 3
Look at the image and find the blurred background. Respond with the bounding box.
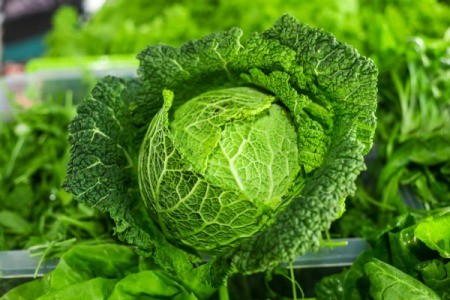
[1,0,104,73]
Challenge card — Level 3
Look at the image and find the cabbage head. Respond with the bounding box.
[138,86,301,254]
[63,15,378,287]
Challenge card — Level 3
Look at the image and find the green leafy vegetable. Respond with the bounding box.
[415,209,450,258]
[316,210,450,300]
[333,26,450,239]
[365,258,441,300]
[0,98,113,252]
[62,14,377,292]
[0,243,200,300]
[416,259,450,299]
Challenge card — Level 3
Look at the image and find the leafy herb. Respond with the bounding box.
[0,96,114,253]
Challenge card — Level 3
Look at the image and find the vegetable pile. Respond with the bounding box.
[1,0,449,298]
[0,97,113,253]
[315,210,450,300]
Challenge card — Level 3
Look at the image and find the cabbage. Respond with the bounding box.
[63,15,378,288]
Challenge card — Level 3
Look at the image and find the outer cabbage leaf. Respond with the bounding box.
[229,15,377,272]
[62,77,219,294]
[63,77,154,253]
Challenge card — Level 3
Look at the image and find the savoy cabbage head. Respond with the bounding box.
[63,15,377,287]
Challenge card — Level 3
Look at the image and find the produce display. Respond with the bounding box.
[1,0,449,299]
[0,97,114,252]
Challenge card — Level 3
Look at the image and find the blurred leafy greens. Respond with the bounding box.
[0,95,114,253]
[316,210,450,300]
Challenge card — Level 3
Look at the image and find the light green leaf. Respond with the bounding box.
[365,259,441,300]
[139,89,270,253]
[0,277,48,300]
[410,135,450,166]
[47,244,138,290]
[109,270,198,300]
[40,278,118,300]
[171,86,300,206]
[0,210,31,234]
[171,87,275,173]
[415,211,450,258]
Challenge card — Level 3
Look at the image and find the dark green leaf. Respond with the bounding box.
[315,272,345,300]
[416,260,450,300]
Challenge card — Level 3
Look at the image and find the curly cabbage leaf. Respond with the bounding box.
[63,14,378,286]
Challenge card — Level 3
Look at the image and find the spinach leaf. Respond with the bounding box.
[316,211,449,299]
[365,258,441,300]
[0,243,203,300]
[415,210,450,258]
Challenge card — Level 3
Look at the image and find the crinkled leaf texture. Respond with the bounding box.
[62,78,218,293]
[63,14,378,287]
[138,87,301,254]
